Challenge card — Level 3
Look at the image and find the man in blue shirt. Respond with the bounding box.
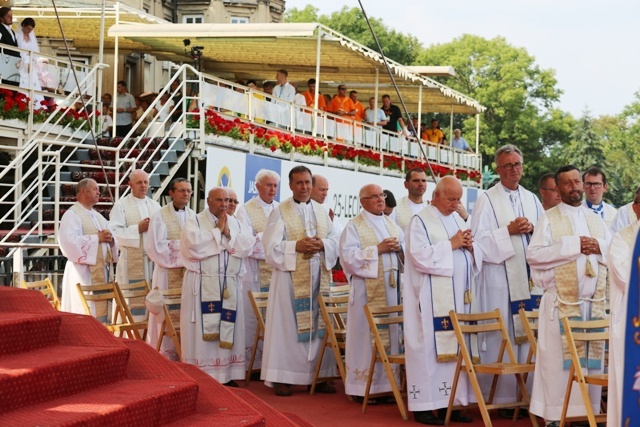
[451,128,473,152]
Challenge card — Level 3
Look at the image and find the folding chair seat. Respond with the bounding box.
[245,290,268,385]
[446,309,537,427]
[559,317,609,427]
[156,287,183,360]
[20,278,60,310]
[362,304,407,420]
[310,292,348,394]
[76,282,147,340]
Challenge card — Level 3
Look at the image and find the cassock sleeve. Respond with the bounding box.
[469,193,516,264]
[144,210,182,269]
[180,215,223,261]
[608,231,631,294]
[321,212,340,270]
[59,210,99,265]
[406,216,454,279]
[339,222,379,280]
[223,216,255,259]
[263,209,297,272]
[109,198,142,248]
[236,205,266,260]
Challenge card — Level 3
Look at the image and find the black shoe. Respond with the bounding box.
[498,408,528,419]
[310,381,336,394]
[274,382,292,396]
[438,408,472,423]
[223,380,239,387]
[413,411,444,426]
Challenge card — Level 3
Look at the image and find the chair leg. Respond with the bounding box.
[156,320,166,352]
[578,380,597,427]
[382,357,408,420]
[559,367,575,427]
[444,356,463,426]
[468,368,493,427]
[245,329,260,386]
[362,349,377,414]
[310,334,329,394]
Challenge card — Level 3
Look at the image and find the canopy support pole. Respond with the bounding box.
[312,27,321,137]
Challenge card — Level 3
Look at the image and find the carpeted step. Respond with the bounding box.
[0,286,57,313]
[0,344,130,414]
[229,387,310,427]
[0,312,61,356]
[0,378,199,426]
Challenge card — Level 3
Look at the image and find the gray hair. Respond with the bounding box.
[494,144,522,164]
[434,175,462,195]
[76,178,96,194]
[255,169,280,185]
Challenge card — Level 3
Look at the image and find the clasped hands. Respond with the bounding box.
[450,229,474,251]
[296,236,324,256]
[507,217,533,235]
[580,236,601,255]
[216,213,231,239]
[377,237,401,254]
[98,229,114,244]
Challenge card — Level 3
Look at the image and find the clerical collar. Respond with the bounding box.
[172,204,186,212]
[293,198,311,205]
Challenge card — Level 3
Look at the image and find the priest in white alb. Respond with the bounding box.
[59,178,118,314]
[261,165,340,396]
[581,166,617,229]
[180,187,254,386]
[392,168,428,230]
[606,192,639,427]
[526,165,611,425]
[109,169,160,287]
[610,186,640,233]
[144,178,195,360]
[236,169,280,371]
[469,144,543,407]
[340,183,404,400]
[404,176,477,425]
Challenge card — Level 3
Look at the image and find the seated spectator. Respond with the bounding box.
[364,97,387,127]
[246,80,259,90]
[323,93,332,108]
[134,95,157,136]
[156,92,174,122]
[421,119,444,144]
[101,105,113,137]
[102,93,112,109]
[451,128,473,152]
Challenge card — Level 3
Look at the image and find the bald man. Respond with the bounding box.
[404,176,477,425]
[311,174,334,221]
[180,187,255,386]
[109,169,160,288]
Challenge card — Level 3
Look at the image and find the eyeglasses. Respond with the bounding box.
[338,87,346,91]
[498,162,523,170]
[229,199,240,204]
[584,182,603,189]
[361,193,387,201]
[541,187,556,192]
[173,188,193,194]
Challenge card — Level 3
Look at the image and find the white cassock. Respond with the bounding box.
[582,200,617,229]
[391,196,425,231]
[340,210,404,397]
[610,201,637,234]
[144,205,195,360]
[526,203,611,421]
[110,194,160,285]
[59,203,118,314]
[404,206,478,411]
[469,183,542,402]
[606,222,638,427]
[180,210,254,383]
[261,199,340,386]
[236,197,278,370]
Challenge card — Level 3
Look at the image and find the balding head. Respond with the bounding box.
[311,174,329,204]
[431,176,463,216]
[128,169,150,199]
[359,184,385,216]
[207,187,229,218]
[76,178,100,209]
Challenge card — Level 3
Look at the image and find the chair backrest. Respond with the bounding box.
[20,278,60,310]
[248,291,269,334]
[161,287,183,334]
[363,304,404,357]
[116,280,151,323]
[449,309,519,365]
[320,293,349,330]
[76,282,127,326]
[561,317,609,379]
[518,308,539,362]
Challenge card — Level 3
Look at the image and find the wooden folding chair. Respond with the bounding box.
[245,290,268,385]
[20,278,60,310]
[115,280,151,340]
[362,304,407,420]
[76,282,147,340]
[156,287,183,360]
[310,292,348,394]
[446,309,537,427]
[518,308,539,364]
[559,317,609,427]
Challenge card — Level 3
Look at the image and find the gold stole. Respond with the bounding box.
[280,199,331,342]
[244,198,274,291]
[69,204,111,285]
[198,212,243,349]
[416,207,467,362]
[485,185,537,344]
[159,204,186,290]
[121,196,145,281]
[548,206,606,369]
[352,213,400,352]
[395,197,415,231]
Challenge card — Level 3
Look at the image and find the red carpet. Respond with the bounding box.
[0,287,308,426]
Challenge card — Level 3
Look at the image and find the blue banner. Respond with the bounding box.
[244,154,282,203]
[622,228,640,426]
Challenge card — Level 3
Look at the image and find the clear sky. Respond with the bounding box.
[285,0,640,118]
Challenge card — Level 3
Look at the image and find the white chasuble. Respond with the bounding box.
[340,210,404,396]
[404,206,478,412]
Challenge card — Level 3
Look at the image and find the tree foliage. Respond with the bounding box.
[285,6,423,65]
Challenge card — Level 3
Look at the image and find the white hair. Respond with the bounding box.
[255,169,280,184]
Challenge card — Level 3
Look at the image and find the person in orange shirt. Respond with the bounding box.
[301,78,326,111]
[327,85,357,118]
[349,90,365,122]
[421,119,445,144]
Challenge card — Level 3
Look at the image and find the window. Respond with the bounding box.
[230,16,249,24]
[183,15,204,24]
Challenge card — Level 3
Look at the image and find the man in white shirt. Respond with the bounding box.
[364,97,388,127]
[393,168,428,231]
